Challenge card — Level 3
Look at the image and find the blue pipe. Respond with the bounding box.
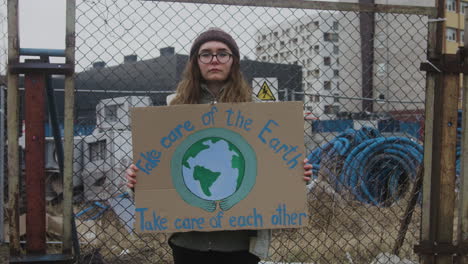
[307,127,424,207]
[19,48,66,57]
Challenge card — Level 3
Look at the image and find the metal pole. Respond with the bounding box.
[63,0,76,256]
[430,0,458,263]
[46,75,64,176]
[420,13,438,264]
[359,0,375,113]
[457,7,468,264]
[0,85,5,244]
[142,0,436,16]
[420,0,454,263]
[6,0,20,256]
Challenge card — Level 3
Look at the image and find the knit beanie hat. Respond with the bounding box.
[189,28,240,59]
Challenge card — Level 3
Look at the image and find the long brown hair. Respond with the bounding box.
[170,54,252,105]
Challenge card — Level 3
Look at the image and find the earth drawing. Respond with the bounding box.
[182,137,245,201]
[171,128,257,212]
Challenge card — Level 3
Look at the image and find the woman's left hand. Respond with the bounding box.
[303,158,313,182]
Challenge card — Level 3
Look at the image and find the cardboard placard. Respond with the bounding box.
[131,102,307,233]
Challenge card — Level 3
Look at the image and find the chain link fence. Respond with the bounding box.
[1,0,433,263]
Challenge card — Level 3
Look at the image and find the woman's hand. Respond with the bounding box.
[125,164,139,189]
[303,158,313,182]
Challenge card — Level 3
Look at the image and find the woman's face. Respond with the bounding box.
[197,41,233,82]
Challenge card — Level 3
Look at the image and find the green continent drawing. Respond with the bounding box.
[171,128,257,212]
[193,165,221,196]
[228,142,245,190]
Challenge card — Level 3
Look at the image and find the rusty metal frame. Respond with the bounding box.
[6,0,77,262]
[24,68,47,254]
[143,0,436,15]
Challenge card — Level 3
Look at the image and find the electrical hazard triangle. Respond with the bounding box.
[256,82,276,101]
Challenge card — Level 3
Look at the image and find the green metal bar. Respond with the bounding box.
[62,0,76,256]
[7,0,20,256]
[143,0,436,15]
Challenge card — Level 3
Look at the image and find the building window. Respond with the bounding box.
[310,94,320,102]
[324,33,339,42]
[308,69,320,78]
[324,81,331,90]
[376,93,386,103]
[314,69,320,77]
[333,70,339,78]
[332,21,339,30]
[314,45,320,53]
[324,57,331,66]
[446,27,457,42]
[376,63,387,76]
[446,0,456,12]
[104,105,120,122]
[90,140,106,161]
[462,2,468,13]
[461,30,465,43]
[333,93,340,103]
[324,105,340,114]
[333,45,339,54]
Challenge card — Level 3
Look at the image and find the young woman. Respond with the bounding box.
[126,28,313,264]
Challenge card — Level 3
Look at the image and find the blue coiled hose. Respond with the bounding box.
[307,127,424,206]
[307,127,382,179]
[307,116,465,206]
[340,137,423,206]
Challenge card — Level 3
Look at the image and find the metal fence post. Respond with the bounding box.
[0,85,4,243]
[0,84,7,263]
[6,0,20,256]
[457,7,468,264]
[63,0,76,256]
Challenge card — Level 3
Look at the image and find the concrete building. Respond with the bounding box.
[255,12,357,120]
[255,9,427,119]
[444,0,468,54]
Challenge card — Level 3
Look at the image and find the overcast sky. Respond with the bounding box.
[0,0,434,74]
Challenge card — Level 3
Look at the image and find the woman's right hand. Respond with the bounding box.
[125,164,139,189]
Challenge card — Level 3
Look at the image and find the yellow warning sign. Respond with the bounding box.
[256,82,276,101]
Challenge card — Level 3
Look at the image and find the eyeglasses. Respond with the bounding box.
[198,51,232,64]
